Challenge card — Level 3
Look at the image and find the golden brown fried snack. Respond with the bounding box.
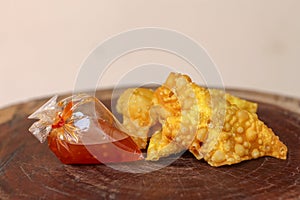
[198,102,287,167]
[147,73,259,161]
[116,88,154,149]
[209,89,258,113]
[147,130,183,161]
[147,74,201,160]
[116,72,288,167]
[147,73,216,160]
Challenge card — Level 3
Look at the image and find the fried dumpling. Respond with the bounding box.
[147,74,202,160]
[147,73,260,161]
[116,88,154,149]
[198,102,287,166]
[116,72,288,167]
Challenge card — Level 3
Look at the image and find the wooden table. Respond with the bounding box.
[0,89,299,199]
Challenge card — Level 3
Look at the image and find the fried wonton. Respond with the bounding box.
[116,72,288,167]
[198,102,287,166]
[116,88,154,149]
[147,73,210,160]
[147,73,262,161]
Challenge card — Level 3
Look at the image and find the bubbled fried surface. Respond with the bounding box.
[147,73,201,160]
[190,89,259,160]
[116,88,154,149]
[146,130,182,161]
[148,73,259,161]
[209,89,258,113]
[116,72,288,167]
[201,102,287,167]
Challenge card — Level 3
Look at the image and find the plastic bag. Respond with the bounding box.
[28,94,143,164]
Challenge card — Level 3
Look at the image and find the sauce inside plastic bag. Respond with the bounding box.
[28,94,143,164]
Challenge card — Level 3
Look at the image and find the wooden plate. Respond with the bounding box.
[0,89,299,199]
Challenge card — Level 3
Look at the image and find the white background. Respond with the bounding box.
[1,0,299,108]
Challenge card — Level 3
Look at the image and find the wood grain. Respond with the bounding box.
[0,89,299,199]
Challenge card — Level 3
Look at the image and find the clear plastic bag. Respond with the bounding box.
[28,94,143,164]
